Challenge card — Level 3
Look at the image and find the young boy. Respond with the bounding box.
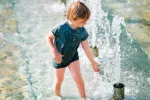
[46,1,100,100]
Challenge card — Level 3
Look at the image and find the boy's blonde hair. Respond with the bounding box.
[66,1,91,22]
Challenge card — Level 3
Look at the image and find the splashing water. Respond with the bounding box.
[88,0,123,83]
[1,0,150,100]
[85,0,150,99]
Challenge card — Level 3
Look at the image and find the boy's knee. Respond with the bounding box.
[55,77,64,84]
[72,75,82,82]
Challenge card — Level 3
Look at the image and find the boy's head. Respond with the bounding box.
[66,1,91,27]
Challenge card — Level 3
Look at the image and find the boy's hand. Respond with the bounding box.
[92,61,100,72]
[52,50,63,64]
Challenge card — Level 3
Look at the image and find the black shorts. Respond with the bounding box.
[52,52,79,69]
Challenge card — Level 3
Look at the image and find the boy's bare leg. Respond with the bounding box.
[53,68,65,96]
[68,60,86,98]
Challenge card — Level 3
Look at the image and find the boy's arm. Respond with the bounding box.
[45,32,63,64]
[81,40,100,72]
[81,40,95,64]
[46,32,56,52]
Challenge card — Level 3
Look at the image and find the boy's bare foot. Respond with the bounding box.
[54,95,62,100]
[81,98,86,100]
[81,97,90,100]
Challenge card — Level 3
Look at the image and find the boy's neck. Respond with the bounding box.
[68,20,78,29]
